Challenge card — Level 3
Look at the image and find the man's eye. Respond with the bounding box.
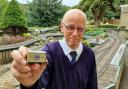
[68,26,75,30]
[77,28,83,32]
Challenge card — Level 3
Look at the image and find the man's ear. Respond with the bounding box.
[60,23,64,33]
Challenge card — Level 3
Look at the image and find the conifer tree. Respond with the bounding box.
[0,0,8,18]
[0,0,27,35]
[28,0,63,27]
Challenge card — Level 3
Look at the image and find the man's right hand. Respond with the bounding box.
[11,46,47,88]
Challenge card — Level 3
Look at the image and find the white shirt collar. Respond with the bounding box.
[59,39,83,61]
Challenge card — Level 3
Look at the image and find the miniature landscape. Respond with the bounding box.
[0,0,128,89]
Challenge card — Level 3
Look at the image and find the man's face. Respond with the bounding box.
[61,14,86,49]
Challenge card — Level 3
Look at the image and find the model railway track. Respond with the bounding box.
[96,47,111,64]
[93,30,121,79]
[95,38,114,63]
[93,38,110,53]
[96,30,121,89]
[97,38,117,78]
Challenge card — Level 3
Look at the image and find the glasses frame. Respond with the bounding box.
[62,23,85,33]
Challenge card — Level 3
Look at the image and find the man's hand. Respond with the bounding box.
[11,46,47,87]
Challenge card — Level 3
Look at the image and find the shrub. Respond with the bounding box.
[99,24,118,28]
[86,25,95,31]
[82,40,90,47]
[0,0,27,32]
[22,33,31,38]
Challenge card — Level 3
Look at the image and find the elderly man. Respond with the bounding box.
[11,9,98,89]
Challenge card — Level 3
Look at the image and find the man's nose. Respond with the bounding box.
[72,29,78,36]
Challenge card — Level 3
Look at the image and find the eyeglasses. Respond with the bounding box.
[63,23,84,33]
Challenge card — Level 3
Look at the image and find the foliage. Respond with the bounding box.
[85,25,106,36]
[86,25,95,31]
[0,0,27,30]
[82,39,90,47]
[104,10,116,19]
[85,30,104,36]
[0,0,8,18]
[85,24,118,36]
[99,24,118,28]
[19,3,29,21]
[22,33,32,38]
[86,25,106,31]
[27,0,67,27]
[76,0,128,27]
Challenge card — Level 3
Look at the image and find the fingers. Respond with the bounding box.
[12,60,31,73]
[18,46,28,57]
[29,63,47,71]
[11,64,32,79]
[11,62,47,82]
[11,46,30,74]
[30,63,48,80]
[29,63,41,70]
[11,50,26,65]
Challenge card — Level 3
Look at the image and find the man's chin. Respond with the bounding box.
[69,43,79,48]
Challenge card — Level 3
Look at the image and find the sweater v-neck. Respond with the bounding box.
[55,41,87,67]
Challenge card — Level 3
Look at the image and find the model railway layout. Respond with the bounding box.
[0,30,125,89]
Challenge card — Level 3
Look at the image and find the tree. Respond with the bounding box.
[27,0,64,27]
[0,0,8,17]
[77,0,128,27]
[0,0,27,35]
[90,0,109,27]
[77,0,111,27]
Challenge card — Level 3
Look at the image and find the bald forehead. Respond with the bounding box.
[62,9,87,23]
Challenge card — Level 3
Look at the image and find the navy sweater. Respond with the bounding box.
[20,41,98,89]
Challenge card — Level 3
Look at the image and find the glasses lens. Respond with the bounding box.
[63,23,84,32]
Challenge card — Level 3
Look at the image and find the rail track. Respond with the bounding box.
[96,38,117,78]
[93,30,121,88]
